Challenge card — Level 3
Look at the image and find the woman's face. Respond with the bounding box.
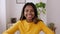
[24,5,35,20]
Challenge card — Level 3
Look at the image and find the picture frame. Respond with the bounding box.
[16,0,26,4]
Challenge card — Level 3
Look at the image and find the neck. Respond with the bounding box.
[26,19,33,23]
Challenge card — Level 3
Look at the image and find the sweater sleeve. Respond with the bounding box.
[2,21,21,34]
[40,21,55,34]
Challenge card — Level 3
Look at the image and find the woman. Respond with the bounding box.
[3,2,54,34]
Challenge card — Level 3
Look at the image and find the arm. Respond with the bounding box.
[2,21,20,34]
[41,21,55,34]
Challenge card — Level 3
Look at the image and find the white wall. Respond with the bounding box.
[6,0,24,24]
[0,0,6,34]
[46,0,60,34]
[26,0,47,3]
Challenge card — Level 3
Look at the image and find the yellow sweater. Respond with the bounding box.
[3,20,54,34]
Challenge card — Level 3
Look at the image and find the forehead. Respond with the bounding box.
[25,5,34,9]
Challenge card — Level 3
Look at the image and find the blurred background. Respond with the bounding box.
[0,0,60,34]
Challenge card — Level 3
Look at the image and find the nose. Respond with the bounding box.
[28,10,31,14]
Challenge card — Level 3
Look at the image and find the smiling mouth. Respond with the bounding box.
[27,15,32,18]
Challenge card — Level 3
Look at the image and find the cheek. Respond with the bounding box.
[31,12,35,17]
[24,12,27,17]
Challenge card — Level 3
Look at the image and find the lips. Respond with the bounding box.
[27,15,32,18]
[28,15,32,18]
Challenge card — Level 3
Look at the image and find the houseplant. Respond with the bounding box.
[35,2,46,15]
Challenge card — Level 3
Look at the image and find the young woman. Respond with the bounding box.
[3,2,54,34]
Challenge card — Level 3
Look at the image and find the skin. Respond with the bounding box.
[24,5,35,22]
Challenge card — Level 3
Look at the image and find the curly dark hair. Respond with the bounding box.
[20,2,42,24]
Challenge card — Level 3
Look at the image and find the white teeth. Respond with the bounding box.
[28,15,32,17]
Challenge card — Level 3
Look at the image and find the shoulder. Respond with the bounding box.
[15,20,25,24]
[38,19,43,24]
[16,20,21,23]
[16,20,21,24]
[38,20,45,25]
[13,20,22,25]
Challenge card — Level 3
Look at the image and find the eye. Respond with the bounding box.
[30,10,34,12]
[26,10,29,12]
[25,10,28,12]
